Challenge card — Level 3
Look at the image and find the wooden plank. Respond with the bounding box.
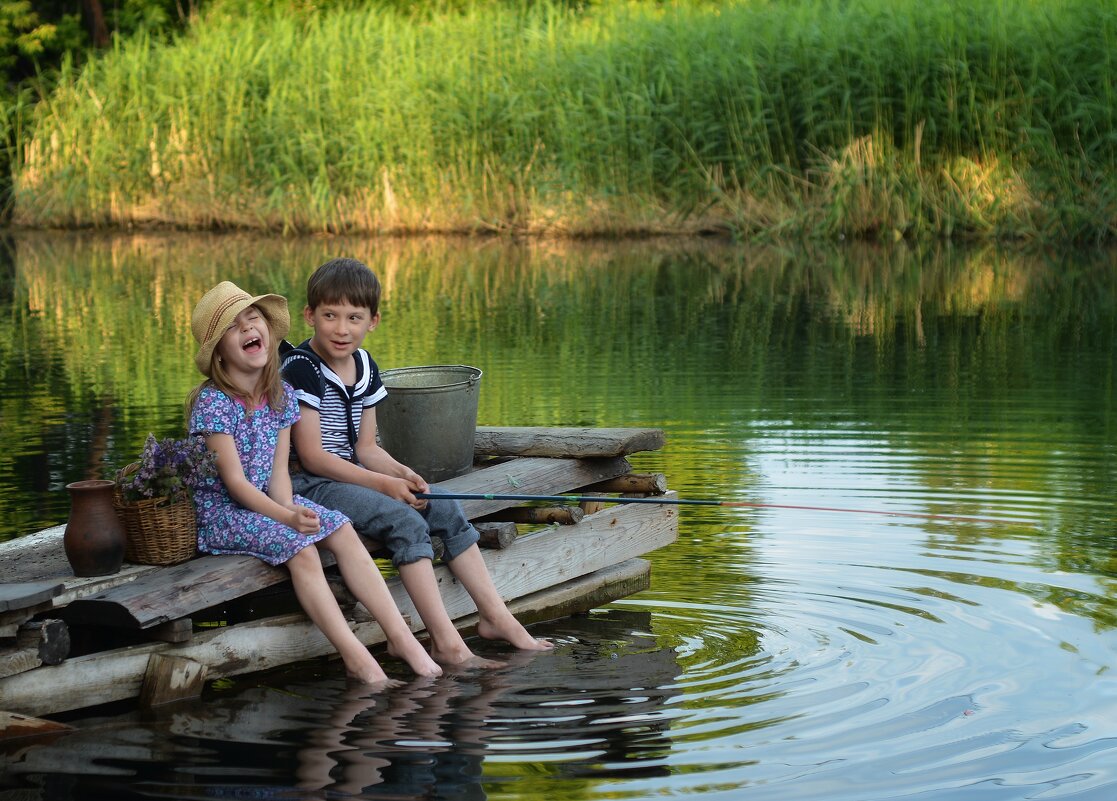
[389,492,678,628]
[0,581,63,613]
[474,427,665,458]
[444,455,631,519]
[477,558,651,629]
[62,554,288,629]
[0,710,73,743]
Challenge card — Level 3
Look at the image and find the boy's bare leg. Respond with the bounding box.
[446,544,553,651]
[398,559,503,668]
[318,526,443,678]
[286,545,395,685]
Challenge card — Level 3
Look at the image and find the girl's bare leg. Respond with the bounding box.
[446,544,553,651]
[318,525,442,678]
[286,546,390,685]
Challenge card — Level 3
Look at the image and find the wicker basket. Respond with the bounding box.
[113,464,199,566]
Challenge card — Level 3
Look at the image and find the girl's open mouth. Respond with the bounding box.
[242,337,263,353]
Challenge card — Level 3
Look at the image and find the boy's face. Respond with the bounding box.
[303,300,379,362]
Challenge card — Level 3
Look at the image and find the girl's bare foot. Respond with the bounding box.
[477,614,554,651]
[387,636,443,677]
[342,651,392,685]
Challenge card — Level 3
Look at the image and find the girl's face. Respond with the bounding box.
[216,306,271,380]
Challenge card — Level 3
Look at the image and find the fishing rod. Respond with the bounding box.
[415,491,1026,525]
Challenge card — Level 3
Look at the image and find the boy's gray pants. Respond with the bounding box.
[289,473,479,567]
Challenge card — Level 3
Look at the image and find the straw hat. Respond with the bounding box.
[192,281,290,376]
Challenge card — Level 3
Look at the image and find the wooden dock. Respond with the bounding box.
[0,427,677,723]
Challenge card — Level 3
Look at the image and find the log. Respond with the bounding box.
[140,654,208,708]
[582,473,668,495]
[20,620,69,666]
[0,621,70,678]
[0,612,390,716]
[474,427,665,458]
[484,506,585,525]
[474,521,518,549]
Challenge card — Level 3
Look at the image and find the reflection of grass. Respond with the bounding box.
[9,1,1117,241]
[3,232,1117,542]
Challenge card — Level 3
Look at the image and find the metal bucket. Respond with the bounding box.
[376,365,483,483]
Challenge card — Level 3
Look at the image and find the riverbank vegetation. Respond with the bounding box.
[4,0,1117,242]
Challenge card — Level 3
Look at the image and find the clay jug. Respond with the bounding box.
[64,479,126,576]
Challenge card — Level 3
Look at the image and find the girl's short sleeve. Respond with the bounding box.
[278,382,301,429]
[189,386,239,435]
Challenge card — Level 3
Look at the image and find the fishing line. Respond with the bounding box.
[416,492,1027,525]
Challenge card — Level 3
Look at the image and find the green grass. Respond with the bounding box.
[8,0,1117,242]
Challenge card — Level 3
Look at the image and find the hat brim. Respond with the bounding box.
[194,292,291,376]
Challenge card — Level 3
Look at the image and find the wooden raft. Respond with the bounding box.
[0,426,676,720]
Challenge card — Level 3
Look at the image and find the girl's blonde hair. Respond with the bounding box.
[185,304,286,421]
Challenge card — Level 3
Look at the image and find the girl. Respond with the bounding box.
[187,281,441,684]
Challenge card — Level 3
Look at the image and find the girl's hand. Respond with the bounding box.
[288,504,321,535]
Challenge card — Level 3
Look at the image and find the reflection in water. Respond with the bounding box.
[2,610,680,800]
[3,233,1117,799]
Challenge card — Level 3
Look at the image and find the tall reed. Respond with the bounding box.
[9,0,1117,241]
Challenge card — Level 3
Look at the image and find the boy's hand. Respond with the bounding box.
[378,475,429,510]
[288,504,321,534]
[399,467,429,495]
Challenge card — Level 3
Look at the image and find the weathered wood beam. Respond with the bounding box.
[444,455,631,519]
[0,581,63,613]
[140,654,208,708]
[390,492,678,628]
[474,427,665,458]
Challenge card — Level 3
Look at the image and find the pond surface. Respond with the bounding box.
[2,232,1117,800]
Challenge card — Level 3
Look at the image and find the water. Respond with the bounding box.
[2,233,1117,799]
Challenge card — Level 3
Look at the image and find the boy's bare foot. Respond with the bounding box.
[387,637,444,678]
[477,615,554,651]
[430,643,505,670]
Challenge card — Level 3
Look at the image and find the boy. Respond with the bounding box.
[281,257,552,666]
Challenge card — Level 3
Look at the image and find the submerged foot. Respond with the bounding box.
[477,615,554,652]
[387,637,444,678]
[430,644,506,670]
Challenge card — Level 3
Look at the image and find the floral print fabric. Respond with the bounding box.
[189,383,349,565]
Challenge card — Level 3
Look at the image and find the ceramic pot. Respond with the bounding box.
[64,479,126,576]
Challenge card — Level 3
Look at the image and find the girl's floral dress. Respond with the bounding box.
[189,382,349,565]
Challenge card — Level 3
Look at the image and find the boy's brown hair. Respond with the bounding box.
[306,258,381,315]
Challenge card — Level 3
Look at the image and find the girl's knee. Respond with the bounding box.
[287,545,323,573]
